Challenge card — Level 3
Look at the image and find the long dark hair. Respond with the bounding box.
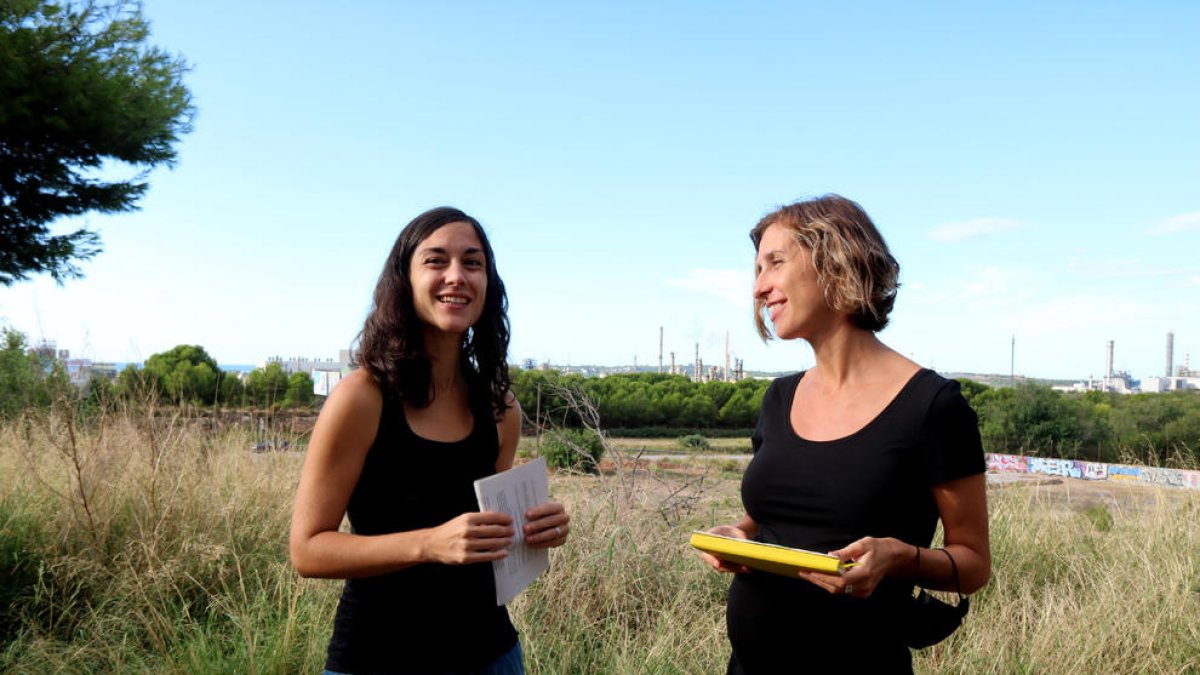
[355,207,512,420]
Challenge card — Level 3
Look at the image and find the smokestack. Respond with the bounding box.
[1167,331,1174,377]
[724,332,730,382]
[694,343,701,383]
[670,351,675,375]
[658,326,664,374]
[1106,340,1114,378]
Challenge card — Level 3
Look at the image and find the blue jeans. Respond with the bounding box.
[323,639,524,675]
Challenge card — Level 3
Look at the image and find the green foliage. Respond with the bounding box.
[0,0,195,285]
[218,372,245,407]
[964,380,1199,467]
[973,382,1085,456]
[512,369,769,431]
[0,327,44,417]
[1079,503,1114,533]
[246,362,288,408]
[141,344,221,405]
[541,428,605,473]
[676,433,711,451]
[284,372,314,408]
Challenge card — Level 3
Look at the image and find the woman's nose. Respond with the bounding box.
[752,272,768,299]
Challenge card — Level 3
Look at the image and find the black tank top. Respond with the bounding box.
[324,395,518,674]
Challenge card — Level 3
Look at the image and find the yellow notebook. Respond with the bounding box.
[690,531,856,577]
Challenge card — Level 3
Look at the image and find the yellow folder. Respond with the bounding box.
[690,531,856,577]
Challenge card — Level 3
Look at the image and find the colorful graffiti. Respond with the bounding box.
[1108,465,1141,482]
[1080,462,1108,481]
[987,453,1025,473]
[1026,457,1082,479]
[984,453,1198,491]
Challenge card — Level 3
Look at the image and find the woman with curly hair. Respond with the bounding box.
[291,207,569,675]
[701,195,990,673]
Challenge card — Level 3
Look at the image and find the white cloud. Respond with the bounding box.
[667,268,750,305]
[909,265,1029,306]
[1066,257,1197,281]
[1148,211,1200,234]
[927,217,1025,242]
[960,266,1018,300]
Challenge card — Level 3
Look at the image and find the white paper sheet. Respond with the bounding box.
[473,457,551,606]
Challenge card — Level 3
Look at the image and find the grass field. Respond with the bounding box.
[1,408,1197,673]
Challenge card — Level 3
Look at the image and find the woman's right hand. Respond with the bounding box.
[700,525,753,574]
[422,511,515,565]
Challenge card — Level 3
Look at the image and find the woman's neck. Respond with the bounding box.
[424,329,467,400]
[806,323,892,387]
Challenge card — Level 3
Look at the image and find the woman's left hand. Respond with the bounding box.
[523,501,570,549]
[797,536,908,598]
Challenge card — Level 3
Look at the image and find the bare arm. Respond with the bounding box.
[289,370,514,578]
[924,472,991,593]
[817,472,991,597]
[495,392,521,472]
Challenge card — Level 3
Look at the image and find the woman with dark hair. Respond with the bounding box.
[701,195,990,673]
[290,207,569,675]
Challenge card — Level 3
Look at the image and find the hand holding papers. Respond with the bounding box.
[474,457,551,606]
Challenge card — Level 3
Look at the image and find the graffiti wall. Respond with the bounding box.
[985,453,1200,491]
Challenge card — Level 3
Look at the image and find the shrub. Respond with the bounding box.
[676,434,711,451]
[540,428,605,473]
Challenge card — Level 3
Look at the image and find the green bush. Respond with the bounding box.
[676,434,711,451]
[541,428,605,473]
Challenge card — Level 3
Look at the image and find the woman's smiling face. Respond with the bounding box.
[753,222,836,340]
[409,221,488,339]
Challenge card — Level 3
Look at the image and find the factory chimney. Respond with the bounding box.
[1106,340,1114,378]
[724,332,731,382]
[1167,331,1174,378]
[658,326,664,374]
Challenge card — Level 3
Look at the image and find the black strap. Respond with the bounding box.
[940,548,965,601]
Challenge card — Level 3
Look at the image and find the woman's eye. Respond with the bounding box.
[465,259,484,268]
[424,257,445,265]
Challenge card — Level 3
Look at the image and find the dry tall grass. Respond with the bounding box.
[1,405,1196,673]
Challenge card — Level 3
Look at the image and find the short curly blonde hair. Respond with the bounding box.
[750,194,899,339]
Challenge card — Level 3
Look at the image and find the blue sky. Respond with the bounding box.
[2,1,1197,380]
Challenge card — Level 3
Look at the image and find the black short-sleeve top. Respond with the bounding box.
[726,369,985,672]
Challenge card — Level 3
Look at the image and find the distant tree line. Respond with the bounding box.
[959,380,1200,468]
[3,335,1196,468]
[0,330,315,415]
[511,370,769,434]
[514,370,1199,468]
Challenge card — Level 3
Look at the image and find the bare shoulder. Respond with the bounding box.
[502,389,522,415]
[497,390,522,434]
[330,368,382,406]
[314,369,383,441]
[878,347,922,386]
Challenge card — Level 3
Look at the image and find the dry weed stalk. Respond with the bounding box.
[530,380,709,526]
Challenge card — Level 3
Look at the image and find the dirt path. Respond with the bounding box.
[987,472,1195,513]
